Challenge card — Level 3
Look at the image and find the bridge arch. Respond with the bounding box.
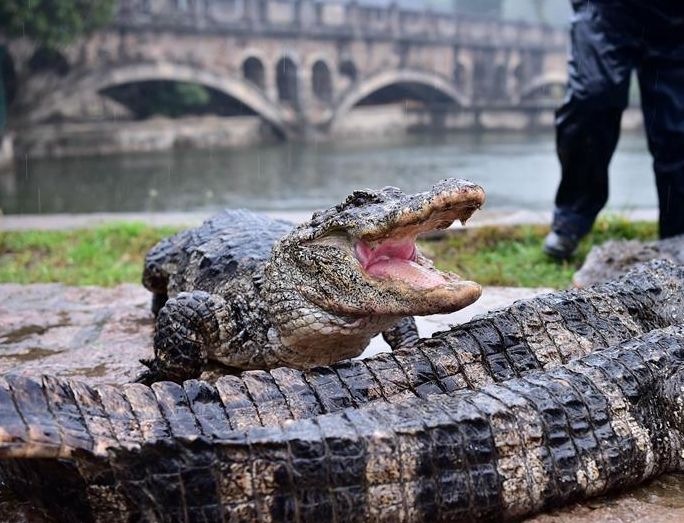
[339,59,357,83]
[25,62,287,132]
[493,63,508,99]
[242,56,266,90]
[312,60,333,103]
[329,69,468,130]
[276,56,299,105]
[453,62,467,89]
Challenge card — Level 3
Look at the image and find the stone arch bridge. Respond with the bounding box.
[9,0,568,138]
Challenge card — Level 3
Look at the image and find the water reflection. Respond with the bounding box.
[0,132,655,214]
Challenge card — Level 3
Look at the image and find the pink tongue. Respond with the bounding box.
[366,259,447,289]
[356,240,415,266]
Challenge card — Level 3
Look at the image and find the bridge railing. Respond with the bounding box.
[115,0,566,49]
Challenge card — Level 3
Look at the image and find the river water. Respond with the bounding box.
[0,131,655,215]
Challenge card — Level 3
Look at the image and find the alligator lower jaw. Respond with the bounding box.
[354,205,476,292]
[354,234,481,315]
[356,237,447,290]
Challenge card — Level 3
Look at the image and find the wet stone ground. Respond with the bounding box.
[0,283,152,384]
[0,283,682,521]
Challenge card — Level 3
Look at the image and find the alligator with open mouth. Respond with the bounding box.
[139,179,485,384]
[1,261,683,521]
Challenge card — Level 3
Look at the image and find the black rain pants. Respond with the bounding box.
[552,0,684,239]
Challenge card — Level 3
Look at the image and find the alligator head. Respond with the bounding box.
[263,178,485,363]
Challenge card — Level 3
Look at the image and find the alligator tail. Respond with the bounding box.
[109,326,684,521]
[1,327,684,520]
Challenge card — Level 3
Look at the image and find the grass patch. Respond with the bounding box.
[422,215,657,288]
[0,223,179,286]
[0,216,658,289]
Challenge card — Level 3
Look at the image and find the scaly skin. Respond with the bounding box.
[178,259,684,430]
[0,261,683,521]
[141,180,485,383]
[115,327,684,522]
[1,328,683,521]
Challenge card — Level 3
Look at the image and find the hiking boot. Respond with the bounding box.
[543,231,579,260]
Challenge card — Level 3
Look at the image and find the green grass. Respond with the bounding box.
[0,223,179,286]
[422,215,658,288]
[0,216,658,289]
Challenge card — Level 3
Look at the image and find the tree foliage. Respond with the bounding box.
[0,0,116,48]
[103,81,220,119]
[0,1,116,131]
[148,82,212,118]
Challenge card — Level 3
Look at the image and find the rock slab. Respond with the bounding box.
[0,283,152,384]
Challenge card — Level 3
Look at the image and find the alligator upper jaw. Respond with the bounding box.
[353,181,486,243]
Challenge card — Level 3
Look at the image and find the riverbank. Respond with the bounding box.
[0,217,658,289]
[0,208,659,232]
[6,106,645,160]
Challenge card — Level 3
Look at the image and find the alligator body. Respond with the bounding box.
[1,327,683,522]
[140,259,684,432]
[108,327,684,522]
[573,233,684,287]
[141,179,485,383]
[1,261,683,521]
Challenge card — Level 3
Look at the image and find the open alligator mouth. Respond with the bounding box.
[356,238,450,290]
[353,181,485,295]
[303,178,485,316]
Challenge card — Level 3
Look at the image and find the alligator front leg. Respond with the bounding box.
[382,316,419,350]
[138,290,223,384]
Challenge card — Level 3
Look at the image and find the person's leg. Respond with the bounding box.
[637,6,684,239]
[545,3,637,259]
